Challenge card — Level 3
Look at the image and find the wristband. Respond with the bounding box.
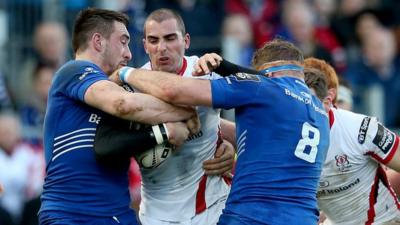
[151,124,169,145]
[119,66,135,83]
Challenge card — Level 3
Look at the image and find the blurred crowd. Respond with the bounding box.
[0,0,400,224]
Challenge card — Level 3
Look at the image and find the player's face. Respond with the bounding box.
[143,18,190,74]
[102,21,132,74]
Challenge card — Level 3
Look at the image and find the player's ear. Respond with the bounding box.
[327,88,337,104]
[326,88,337,105]
[92,33,103,52]
[143,38,149,54]
[184,33,190,50]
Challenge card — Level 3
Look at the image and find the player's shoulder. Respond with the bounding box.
[56,60,101,79]
[332,108,372,124]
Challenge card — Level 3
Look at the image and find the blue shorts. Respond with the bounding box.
[38,210,139,225]
[218,213,253,225]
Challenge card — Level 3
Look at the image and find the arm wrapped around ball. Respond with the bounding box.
[94,114,169,163]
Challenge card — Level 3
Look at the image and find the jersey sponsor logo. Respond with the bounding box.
[317,178,360,197]
[373,123,395,154]
[79,67,99,80]
[233,72,260,82]
[187,130,203,141]
[358,117,371,144]
[284,88,327,117]
[89,113,101,124]
[319,180,329,188]
[335,154,351,172]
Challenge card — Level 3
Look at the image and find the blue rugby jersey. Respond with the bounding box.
[212,73,330,225]
[40,60,132,218]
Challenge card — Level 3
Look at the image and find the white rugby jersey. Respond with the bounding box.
[318,107,400,225]
[139,56,231,221]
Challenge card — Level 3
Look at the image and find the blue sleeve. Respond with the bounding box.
[56,63,108,102]
[211,73,263,109]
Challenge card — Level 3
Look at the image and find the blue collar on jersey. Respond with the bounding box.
[259,64,304,75]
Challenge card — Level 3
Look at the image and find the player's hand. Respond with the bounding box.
[193,53,223,76]
[186,113,201,135]
[203,139,235,176]
[165,122,190,148]
[110,68,125,85]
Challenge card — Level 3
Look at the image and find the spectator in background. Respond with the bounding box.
[351,11,382,62]
[224,0,279,48]
[0,73,13,111]
[221,13,254,67]
[19,62,54,147]
[330,0,367,49]
[336,77,353,111]
[0,112,43,224]
[344,26,400,127]
[278,1,337,68]
[14,21,67,107]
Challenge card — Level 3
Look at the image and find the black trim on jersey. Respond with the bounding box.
[358,117,371,144]
[372,123,396,154]
[94,113,159,165]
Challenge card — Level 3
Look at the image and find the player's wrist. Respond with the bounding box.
[151,123,170,145]
[119,66,135,83]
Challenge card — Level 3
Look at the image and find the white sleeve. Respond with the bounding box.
[361,116,400,164]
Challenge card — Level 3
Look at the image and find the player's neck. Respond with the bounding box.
[75,51,105,71]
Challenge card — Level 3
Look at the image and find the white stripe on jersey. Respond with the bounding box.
[54,128,96,140]
[54,133,95,146]
[52,144,93,161]
[237,130,247,157]
[53,139,94,153]
[52,128,96,161]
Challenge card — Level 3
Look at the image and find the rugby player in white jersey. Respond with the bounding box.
[305,57,400,225]
[136,9,235,225]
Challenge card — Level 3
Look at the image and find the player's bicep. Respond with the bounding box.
[386,141,400,171]
[362,117,400,165]
[172,78,212,106]
[84,80,131,116]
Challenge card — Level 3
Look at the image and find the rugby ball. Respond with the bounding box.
[135,143,173,169]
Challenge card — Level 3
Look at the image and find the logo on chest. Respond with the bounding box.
[335,154,352,172]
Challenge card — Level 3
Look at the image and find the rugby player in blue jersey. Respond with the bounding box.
[113,38,330,225]
[38,8,198,225]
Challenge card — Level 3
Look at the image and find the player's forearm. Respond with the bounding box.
[220,119,236,148]
[119,93,196,125]
[125,69,213,107]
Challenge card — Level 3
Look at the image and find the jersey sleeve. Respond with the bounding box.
[361,116,400,164]
[57,65,108,102]
[211,72,262,109]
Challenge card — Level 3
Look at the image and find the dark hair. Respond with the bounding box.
[72,8,129,53]
[252,38,304,69]
[304,68,328,101]
[32,61,55,81]
[144,8,186,36]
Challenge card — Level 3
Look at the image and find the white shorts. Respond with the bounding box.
[321,215,400,225]
[139,196,227,225]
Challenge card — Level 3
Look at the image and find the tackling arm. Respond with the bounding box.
[123,69,213,107]
[84,80,196,124]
